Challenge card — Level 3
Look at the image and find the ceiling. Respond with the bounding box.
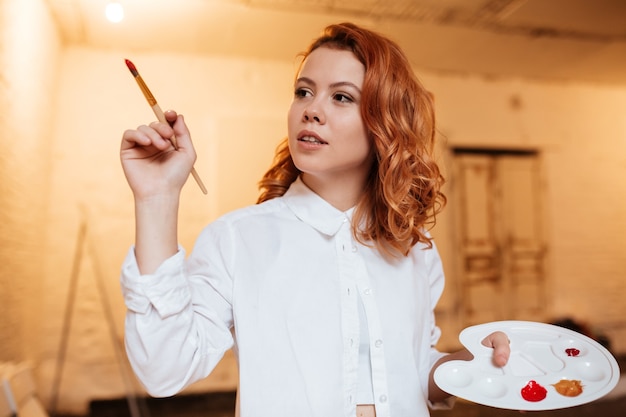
[45,0,626,85]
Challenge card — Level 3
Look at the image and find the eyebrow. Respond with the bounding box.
[296,76,362,94]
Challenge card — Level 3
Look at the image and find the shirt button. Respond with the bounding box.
[363,288,372,295]
[351,245,357,252]
[374,339,383,348]
[379,394,388,403]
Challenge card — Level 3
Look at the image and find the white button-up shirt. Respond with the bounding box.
[121,178,448,417]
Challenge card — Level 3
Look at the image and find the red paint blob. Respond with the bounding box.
[521,380,548,402]
[565,348,580,357]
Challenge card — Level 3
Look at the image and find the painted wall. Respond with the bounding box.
[0,0,60,367]
[1,0,625,414]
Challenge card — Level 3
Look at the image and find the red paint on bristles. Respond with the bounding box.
[125,59,139,77]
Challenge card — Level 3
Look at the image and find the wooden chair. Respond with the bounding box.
[1,363,48,417]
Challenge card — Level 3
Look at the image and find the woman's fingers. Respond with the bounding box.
[145,122,177,149]
[159,113,197,163]
[168,114,194,153]
[164,109,178,124]
[121,123,175,153]
[482,331,511,367]
[121,128,148,149]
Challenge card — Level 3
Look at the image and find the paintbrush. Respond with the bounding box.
[124,59,207,194]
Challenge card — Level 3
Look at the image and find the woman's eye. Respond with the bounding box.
[294,88,311,98]
[334,93,353,103]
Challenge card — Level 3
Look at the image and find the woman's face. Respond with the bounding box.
[287,46,372,191]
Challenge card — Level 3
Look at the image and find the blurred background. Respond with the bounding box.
[1,0,625,415]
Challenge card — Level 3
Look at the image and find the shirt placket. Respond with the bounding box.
[335,217,360,416]
[357,276,390,417]
[335,218,391,417]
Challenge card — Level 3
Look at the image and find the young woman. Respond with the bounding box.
[120,22,509,417]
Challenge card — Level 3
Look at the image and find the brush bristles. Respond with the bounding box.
[125,59,139,77]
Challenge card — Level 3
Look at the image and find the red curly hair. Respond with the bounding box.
[257,22,446,257]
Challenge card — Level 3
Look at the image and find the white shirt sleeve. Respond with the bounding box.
[120,222,235,397]
[423,241,456,410]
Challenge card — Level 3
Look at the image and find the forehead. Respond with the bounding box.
[298,46,365,85]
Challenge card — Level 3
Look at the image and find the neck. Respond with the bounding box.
[301,173,366,211]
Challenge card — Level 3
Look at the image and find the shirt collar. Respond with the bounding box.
[283,177,354,237]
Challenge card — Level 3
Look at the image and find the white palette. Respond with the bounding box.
[434,321,621,411]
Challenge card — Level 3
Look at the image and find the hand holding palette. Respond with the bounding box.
[434,321,620,410]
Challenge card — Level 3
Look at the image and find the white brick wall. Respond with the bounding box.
[0,0,60,365]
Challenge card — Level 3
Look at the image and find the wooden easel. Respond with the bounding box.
[48,216,148,417]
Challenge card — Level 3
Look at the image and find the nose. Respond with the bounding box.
[303,103,324,124]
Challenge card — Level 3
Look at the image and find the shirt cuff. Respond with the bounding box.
[427,350,456,409]
[429,395,456,410]
[120,246,192,318]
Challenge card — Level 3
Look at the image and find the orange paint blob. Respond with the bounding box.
[552,379,583,397]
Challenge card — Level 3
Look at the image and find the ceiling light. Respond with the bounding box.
[105,2,124,23]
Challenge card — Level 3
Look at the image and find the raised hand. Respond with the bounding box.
[120,110,197,200]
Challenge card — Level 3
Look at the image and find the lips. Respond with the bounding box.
[297,130,327,145]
